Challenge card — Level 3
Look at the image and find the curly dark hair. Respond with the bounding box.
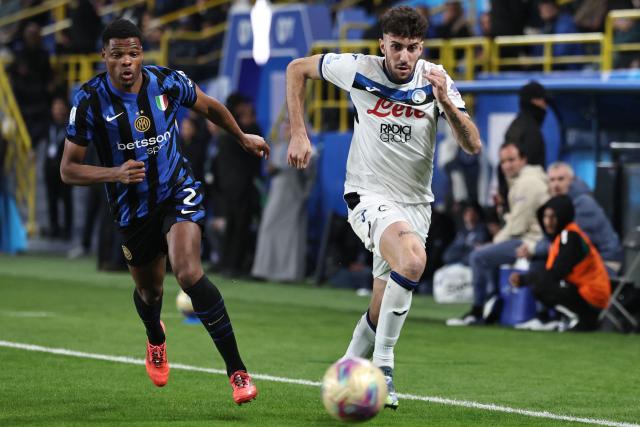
[379,6,428,39]
[102,18,143,46]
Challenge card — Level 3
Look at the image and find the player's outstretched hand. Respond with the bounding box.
[424,68,449,104]
[117,159,145,184]
[240,134,270,159]
[287,133,312,169]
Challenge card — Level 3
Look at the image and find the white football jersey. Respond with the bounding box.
[320,53,466,203]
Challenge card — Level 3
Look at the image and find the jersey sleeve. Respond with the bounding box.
[319,53,361,92]
[436,66,466,114]
[162,67,197,107]
[66,86,95,147]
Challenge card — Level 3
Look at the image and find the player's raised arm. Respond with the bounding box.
[191,86,269,159]
[424,68,482,155]
[286,54,322,169]
[60,139,145,185]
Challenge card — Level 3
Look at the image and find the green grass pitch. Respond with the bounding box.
[0,255,638,426]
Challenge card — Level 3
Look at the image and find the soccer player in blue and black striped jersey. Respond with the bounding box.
[60,19,268,404]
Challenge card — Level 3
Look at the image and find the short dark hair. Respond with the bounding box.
[500,141,526,158]
[380,6,428,39]
[102,18,142,46]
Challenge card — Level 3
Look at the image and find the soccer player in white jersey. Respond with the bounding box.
[286,6,482,408]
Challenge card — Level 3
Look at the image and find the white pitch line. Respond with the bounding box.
[0,340,637,427]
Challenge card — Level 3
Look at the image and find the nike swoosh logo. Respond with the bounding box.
[105,112,123,122]
[181,209,197,214]
[365,86,380,92]
[207,314,225,326]
[392,310,408,316]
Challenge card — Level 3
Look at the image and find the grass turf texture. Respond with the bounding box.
[0,255,638,426]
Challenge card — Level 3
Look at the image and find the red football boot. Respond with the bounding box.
[230,371,258,404]
[145,320,169,387]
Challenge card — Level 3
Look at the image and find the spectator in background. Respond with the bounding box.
[442,202,489,266]
[252,119,316,282]
[217,93,263,277]
[434,0,471,39]
[178,116,208,183]
[43,97,73,239]
[546,162,623,273]
[534,0,584,62]
[490,0,537,61]
[140,11,164,51]
[9,22,52,145]
[68,0,103,54]
[203,121,225,270]
[498,81,548,211]
[490,0,531,37]
[505,81,548,167]
[68,143,104,259]
[447,142,548,326]
[612,17,640,69]
[479,11,492,37]
[510,195,611,331]
[574,0,609,32]
[362,4,388,41]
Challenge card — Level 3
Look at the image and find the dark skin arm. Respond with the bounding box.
[60,141,145,185]
[61,86,269,185]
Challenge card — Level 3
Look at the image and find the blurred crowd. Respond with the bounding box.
[359,0,640,70]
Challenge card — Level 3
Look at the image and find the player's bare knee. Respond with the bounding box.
[174,264,202,288]
[396,253,425,282]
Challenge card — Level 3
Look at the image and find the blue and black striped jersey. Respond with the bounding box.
[66,65,198,227]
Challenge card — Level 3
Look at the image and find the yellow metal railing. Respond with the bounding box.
[492,33,604,72]
[604,9,640,70]
[0,63,36,236]
[50,19,226,89]
[0,0,70,28]
[309,40,379,132]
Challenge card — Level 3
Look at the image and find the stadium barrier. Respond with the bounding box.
[491,33,604,72]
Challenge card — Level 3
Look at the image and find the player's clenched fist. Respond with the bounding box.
[117,159,146,184]
[287,134,312,169]
[240,133,270,159]
[424,68,449,104]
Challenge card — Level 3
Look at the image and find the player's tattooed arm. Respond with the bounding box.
[424,69,482,155]
[286,54,322,169]
[443,106,482,155]
[60,139,145,185]
[191,86,269,159]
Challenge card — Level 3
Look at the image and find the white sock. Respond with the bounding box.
[373,272,416,370]
[344,311,376,359]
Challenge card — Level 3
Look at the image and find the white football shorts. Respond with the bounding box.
[345,190,432,281]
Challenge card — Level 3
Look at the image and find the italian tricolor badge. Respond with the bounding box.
[155,94,169,111]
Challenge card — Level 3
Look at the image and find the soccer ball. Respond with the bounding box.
[321,357,388,422]
[175,290,195,318]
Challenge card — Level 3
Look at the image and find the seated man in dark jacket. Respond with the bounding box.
[510,195,611,331]
[547,162,623,273]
